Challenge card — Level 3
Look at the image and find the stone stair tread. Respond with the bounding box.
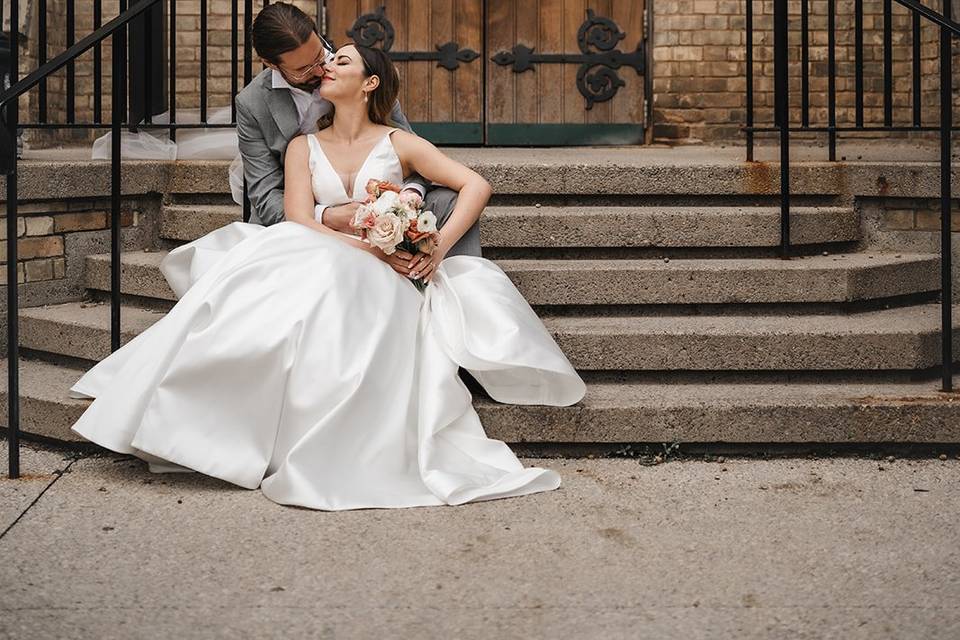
[89,249,167,268]
[29,298,954,336]
[483,204,851,214]
[543,303,958,335]
[19,302,166,361]
[489,379,960,408]
[159,203,859,246]
[162,203,851,214]
[0,358,92,441]
[539,304,960,370]
[3,357,957,443]
[164,203,240,213]
[473,378,960,442]
[496,252,937,272]
[20,300,165,332]
[85,249,940,305]
[0,358,88,405]
[94,248,936,271]
[17,300,960,370]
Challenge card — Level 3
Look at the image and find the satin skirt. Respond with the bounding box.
[68,220,586,510]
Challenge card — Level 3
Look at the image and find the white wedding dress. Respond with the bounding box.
[68,128,586,511]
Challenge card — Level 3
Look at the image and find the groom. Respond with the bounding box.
[235,2,481,259]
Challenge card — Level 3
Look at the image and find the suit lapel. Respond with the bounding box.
[265,77,301,143]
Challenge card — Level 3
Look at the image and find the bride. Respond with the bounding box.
[67,43,586,511]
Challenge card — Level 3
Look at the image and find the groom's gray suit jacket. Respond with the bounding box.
[235,68,481,258]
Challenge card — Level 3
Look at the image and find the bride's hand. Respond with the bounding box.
[408,244,448,283]
[367,245,415,277]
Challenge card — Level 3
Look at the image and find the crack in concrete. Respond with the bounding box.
[0,455,80,542]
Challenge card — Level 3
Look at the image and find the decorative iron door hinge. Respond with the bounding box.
[491,9,644,110]
[347,6,480,71]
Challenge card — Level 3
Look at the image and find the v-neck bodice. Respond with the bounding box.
[306,129,403,208]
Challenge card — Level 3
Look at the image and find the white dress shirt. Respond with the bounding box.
[272,69,426,225]
[271,69,331,136]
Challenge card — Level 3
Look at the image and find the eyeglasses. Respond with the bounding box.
[279,33,336,82]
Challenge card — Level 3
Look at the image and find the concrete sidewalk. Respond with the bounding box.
[1,439,959,639]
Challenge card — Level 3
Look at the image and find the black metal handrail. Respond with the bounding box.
[0,0,160,109]
[746,0,957,392]
[4,0,165,479]
[3,0,278,479]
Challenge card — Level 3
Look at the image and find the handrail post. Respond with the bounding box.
[242,0,254,224]
[111,24,123,353]
[5,0,20,479]
[774,0,790,258]
[745,0,753,162]
[940,0,954,392]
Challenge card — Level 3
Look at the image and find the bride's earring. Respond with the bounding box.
[363,92,369,104]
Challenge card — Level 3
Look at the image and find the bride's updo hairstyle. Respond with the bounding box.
[317,44,400,130]
[357,45,400,125]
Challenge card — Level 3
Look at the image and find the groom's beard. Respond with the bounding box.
[291,77,323,92]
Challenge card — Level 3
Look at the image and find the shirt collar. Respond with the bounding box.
[271,68,313,96]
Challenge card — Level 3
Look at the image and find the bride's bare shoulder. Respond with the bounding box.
[388,129,435,155]
[286,133,310,152]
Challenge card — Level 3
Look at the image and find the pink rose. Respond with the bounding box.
[399,190,423,210]
[350,204,378,232]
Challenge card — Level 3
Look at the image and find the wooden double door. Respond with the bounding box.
[323,1,646,145]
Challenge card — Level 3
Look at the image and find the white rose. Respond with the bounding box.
[372,190,401,215]
[417,210,438,233]
[367,212,408,254]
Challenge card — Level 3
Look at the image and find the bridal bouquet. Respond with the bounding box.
[350,179,439,292]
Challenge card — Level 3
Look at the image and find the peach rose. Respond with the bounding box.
[404,218,432,244]
[366,212,409,254]
[365,179,402,199]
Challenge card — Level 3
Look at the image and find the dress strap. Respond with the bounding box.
[305,134,320,167]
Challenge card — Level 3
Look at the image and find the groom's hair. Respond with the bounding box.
[250,2,318,64]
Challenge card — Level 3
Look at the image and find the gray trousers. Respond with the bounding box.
[423,186,482,258]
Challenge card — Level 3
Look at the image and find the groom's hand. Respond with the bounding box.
[324,202,363,235]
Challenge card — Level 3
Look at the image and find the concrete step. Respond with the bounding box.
[3,357,958,444]
[19,302,167,361]
[0,358,92,441]
[83,249,940,306]
[476,378,960,443]
[14,148,953,202]
[545,305,960,371]
[159,203,859,247]
[496,254,939,305]
[160,204,240,242]
[17,300,960,371]
[85,250,173,302]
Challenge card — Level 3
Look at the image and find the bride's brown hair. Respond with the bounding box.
[317,44,400,130]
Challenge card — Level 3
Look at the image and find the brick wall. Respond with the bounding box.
[881,198,960,232]
[0,204,135,286]
[652,0,958,143]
